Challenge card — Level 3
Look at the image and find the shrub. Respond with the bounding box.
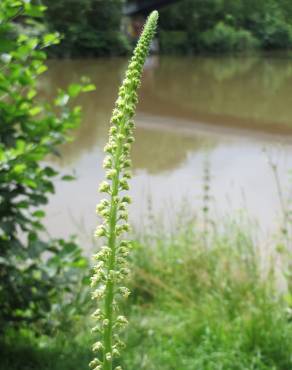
[259,17,292,49]
[44,0,130,57]
[71,31,130,58]
[200,22,259,52]
[0,0,93,331]
[159,31,188,54]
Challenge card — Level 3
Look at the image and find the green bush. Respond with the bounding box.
[200,22,259,52]
[44,0,130,57]
[159,0,292,54]
[71,31,130,57]
[259,17,292,49]
[0,0,92,331]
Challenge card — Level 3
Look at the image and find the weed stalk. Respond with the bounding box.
[90,11,158,370]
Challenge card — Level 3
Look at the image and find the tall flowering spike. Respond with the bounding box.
[90,11,159,370]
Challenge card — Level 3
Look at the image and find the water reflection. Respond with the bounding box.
[42,56,292,247]
[140,56,292,130]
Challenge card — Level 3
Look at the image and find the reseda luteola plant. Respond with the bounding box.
[90,11,158,370]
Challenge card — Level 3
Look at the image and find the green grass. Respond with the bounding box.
[0,330,91,370]
[1,218,292,370]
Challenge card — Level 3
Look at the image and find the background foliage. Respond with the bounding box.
[44,0,130,57]
[0,0,93,331]
[1,218,291,369]
[159,0,292,53]
[42,0,292,56]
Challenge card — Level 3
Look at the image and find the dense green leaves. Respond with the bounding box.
[38,0,292,56]
[159,0,292,53]
[0,0,93,331]
[43,0,130,57]
[201,22,259,52]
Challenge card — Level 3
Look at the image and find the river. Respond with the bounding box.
[42,55,292,248]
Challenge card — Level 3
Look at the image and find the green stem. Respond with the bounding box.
[92,12,159,369]
[103,123,125,369]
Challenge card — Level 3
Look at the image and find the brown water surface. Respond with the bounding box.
[42,56,292,247]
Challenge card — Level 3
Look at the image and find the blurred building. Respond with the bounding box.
[123,0,180,51]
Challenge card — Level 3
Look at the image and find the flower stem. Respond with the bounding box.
[90,11,159,370]
[103,126,123,368]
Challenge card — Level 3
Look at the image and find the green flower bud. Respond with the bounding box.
[119,212,128,221]
[122,159,131,168]
[92,286,105,300]
[99,181,111,193]
[103,156,112,169]
[98,208,110,218]
[93,261,104,271]
[115,315,128,327]
[95,225,107,238]
[118,203,126,211]
[103,319,109,327]
[119,267,130,276]
[91,309,102,319]
[96,199,109,216]
[117,133,125,141]
[121,196,131,204]
[119,178,129,190]
[91,325,101,334]
[105,352,112,362]
[104,143,113,153]
[112,348,120,358]
[89,359,100,369]
[109,126,118,135]
[120,240,131,247]
[123,143,131,152]
[92,341,103,352]
[117,247,129,257]
[90,274,101,287]
[116,256,127,266]
[106,169,117,180]
[119,287,131,298]
[123,171,131,179]
[93,246,111,261]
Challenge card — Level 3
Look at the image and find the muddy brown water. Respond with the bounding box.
[42,55,292,248]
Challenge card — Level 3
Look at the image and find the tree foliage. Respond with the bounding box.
[159,0,292,53]
[0,0,93,331]
[43,0,130,57]
[40,0,292,55]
